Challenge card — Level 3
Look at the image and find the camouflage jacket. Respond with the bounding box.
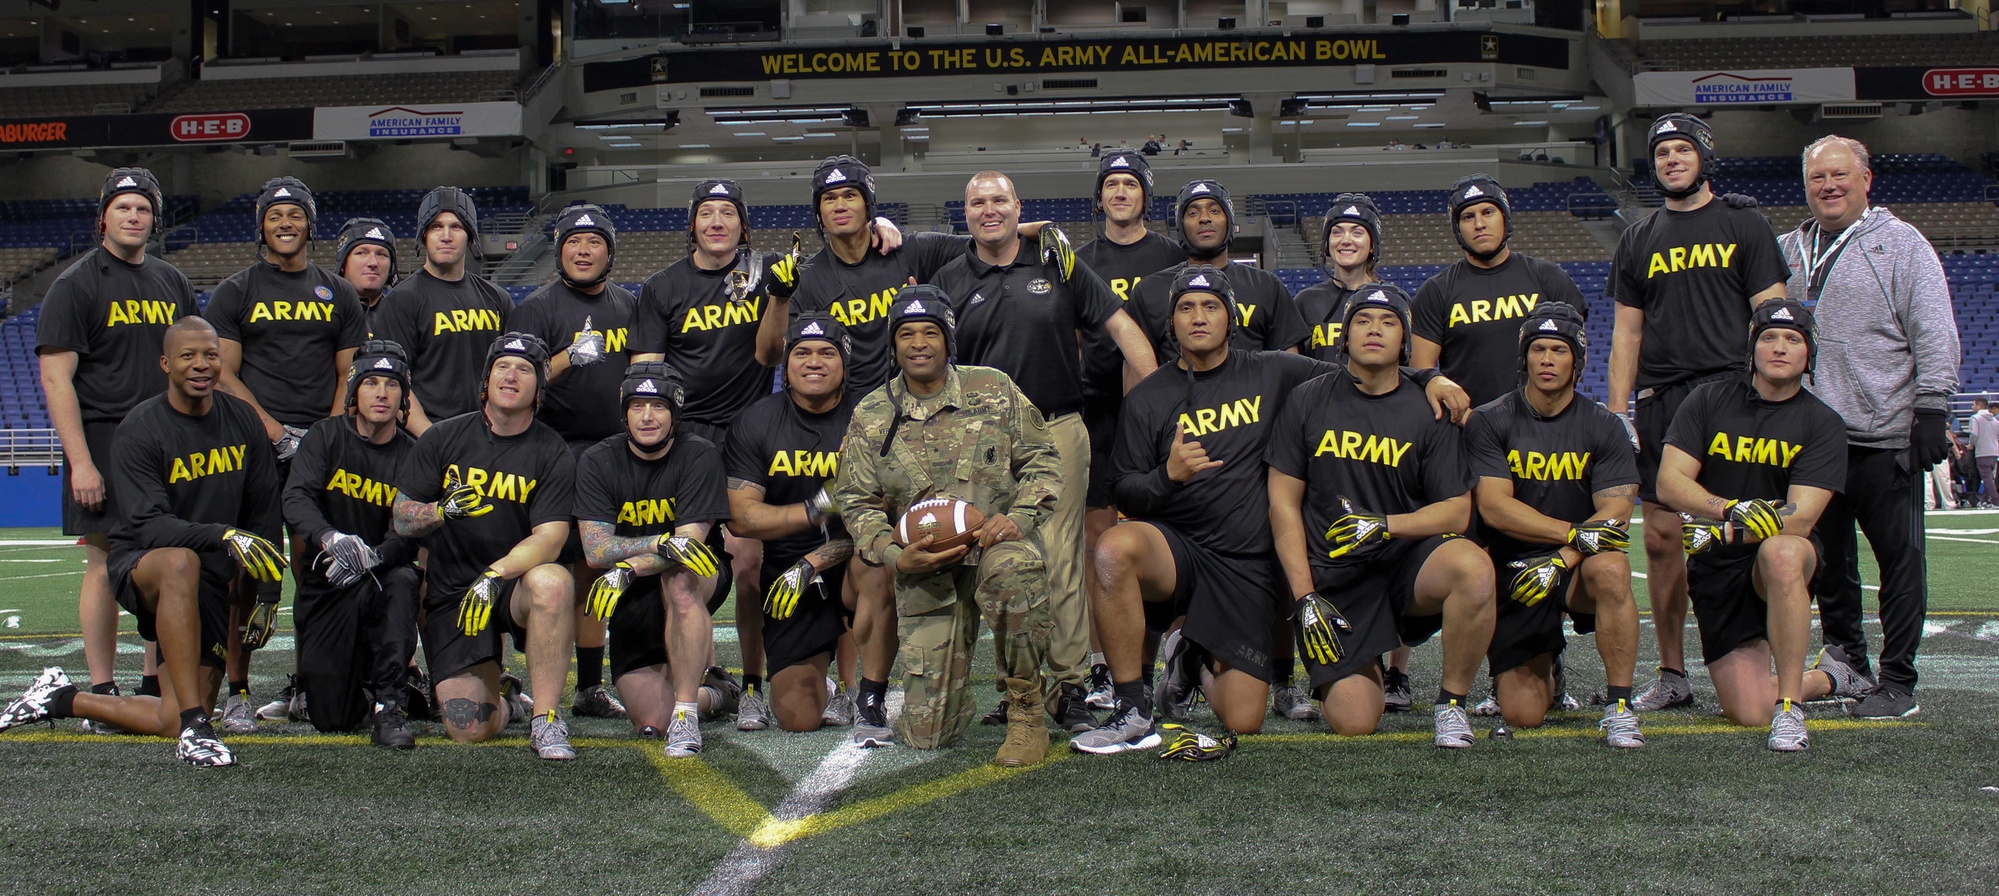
[833,364,1061,571]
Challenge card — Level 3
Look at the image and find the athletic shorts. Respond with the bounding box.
[1303,534,1462,691]
[1686,536,1823,667]
[607,560,735,679]
[1083,395,1121,509]
[761,555,847,677]
[1486,557,1595,677]
[1634,371,1734,504]
[421,573,531,682]
[60,421,120,536]
[1151,521,1287,683]
[107,546,234,668]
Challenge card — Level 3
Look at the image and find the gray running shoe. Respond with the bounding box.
[571,684,628,719]
[1270,685,1320,721]
[255,678,295,720]
[1852,683,1920,720]
[700,666,742,721]
[500,672,533,725]
[220,692,257,735]
[1600,699,1644,749]
[1812,645,1875,701]
[0,666,70,732]
[663,709,703,758]
[822,686,856,727]
[1382,667,1413,713]
[1070,702,1161,755]
[1767,699,1809,752]
[530,712,576,760]
[853,689,893,748]
[1630,667,1694,712]
[1085,663,1115,711]
[1154,629,1199,721]
[1472,693,1503,717]
[735,688,770,731]
[1433,700,1474,749]
[176,720,235,767]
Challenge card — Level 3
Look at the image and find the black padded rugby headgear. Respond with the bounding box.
[1648,113,1716,200]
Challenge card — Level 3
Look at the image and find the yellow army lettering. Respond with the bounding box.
[1108,276,1140,302]
[1706,432,1803,467]
[1447,294,1539,328]
[325,468,397,507]
[248,301,336,323]
[1234,304,1258,328]
[769,449,838,479]
[1313,430,1413,466]
[1646,243,1738,278]
[432,308,503,335]
[1508,449,1592,481]
[105,299,177,327]
[681,296,764,334]
[168,444,249,484]
[441,464,540,503]
[827,288,898,328]
[617,497,679,527]
[1310,321,1342,352]
[603,327,628,354]
[1177,396,1262,438]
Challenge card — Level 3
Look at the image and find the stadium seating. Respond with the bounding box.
[1612,31,1998,72]
[149,70,521,113]
[0,82,156,117]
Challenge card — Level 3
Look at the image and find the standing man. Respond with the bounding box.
[1464,304,1645,746]
[931,169,1159,734]
[830,290,1061,766]
[1607,115,1789,712]
[509,203,637,723]
[373,186,514,435]
[1126,179,1310,361]
[35,167,189,725]
[1971,398,1997,508]
[204,175,369,731]
[334,216,400,328]
[392,332,579,759]
[1778,135,1962,719]
[1075,152,1185,708]
[281,339,422,748]
[1412,174,1589,409]
[1,318,288,766]
[1657,300,1850,750]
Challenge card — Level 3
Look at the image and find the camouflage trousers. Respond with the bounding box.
[894,540,1051,749]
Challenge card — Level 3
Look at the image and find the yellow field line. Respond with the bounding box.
[744,750,1072,848]
[645,746,777,841]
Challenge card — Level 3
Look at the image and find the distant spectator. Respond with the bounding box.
[1972,397,1997,507]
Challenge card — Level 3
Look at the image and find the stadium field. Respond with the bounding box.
[1,515,1996,895]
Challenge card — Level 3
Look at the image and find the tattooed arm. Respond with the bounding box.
[580,519,713,575]
[392,492,445,538]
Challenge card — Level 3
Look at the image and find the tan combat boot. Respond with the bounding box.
[994,676,1049,767]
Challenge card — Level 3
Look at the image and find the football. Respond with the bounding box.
[894,497,986,551]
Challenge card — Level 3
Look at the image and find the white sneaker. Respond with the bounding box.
[220,692,257,735]
[1600,700,1644,749]
[663,709,702,758]
[1433,700,1474,749]
[176,721,236,767]
[1767,699,1809,752]
[735,689,770,731]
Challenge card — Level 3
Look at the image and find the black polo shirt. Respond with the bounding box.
[931,237,1123,419]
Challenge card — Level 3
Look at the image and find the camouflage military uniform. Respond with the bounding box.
[832,363,1061,748]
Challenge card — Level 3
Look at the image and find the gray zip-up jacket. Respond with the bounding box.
[1778,207,1960,450]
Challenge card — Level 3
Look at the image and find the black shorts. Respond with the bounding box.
[107,546,234,668]
[607,560,735,679]
[1486,558,1595,676]
[1686,536,1823,666]
[60,421,120,536]
[1152,521,1287,683]
[1083,395,1121,510]
[1634,371,1735,504]
[421,573,531,682]
[1303,534,1462,691]
[760,556,846,677]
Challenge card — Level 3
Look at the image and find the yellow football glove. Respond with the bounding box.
[243,592,281,650]
[459,569,504,636]
[1681,515,1729,556]
[1038,224,1076,281]
[1323,496,1391,561]
[1158,722,1237,761]
[221,528,287,583]
[439,478,494,520]
[765,231,803,299]
[1725,498,1784,541]
[1567,520,1630,555]
[585,562,633,621]
[764,558,820,621]
[654,534,719,578]
[1295,593,1352,666]
[1507,551,1569,607]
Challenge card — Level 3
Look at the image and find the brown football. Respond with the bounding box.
[894,497,986,551]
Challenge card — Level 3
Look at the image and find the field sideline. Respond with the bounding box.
[0,519,1996,895]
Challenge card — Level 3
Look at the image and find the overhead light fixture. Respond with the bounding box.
[772,136,806,142]
[1512,120,1549,125]
[1386,115,1419,120]
[1413,122,1447,128]
[901,95,1243,118]
[803,132,837,138]
[732,131,766,137]
[678,143,711,148]
[709,105,857,126]
[1345,121,1382,127]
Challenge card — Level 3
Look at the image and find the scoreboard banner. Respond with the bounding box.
[1855,66,1999,100]
[1632,69,1855,106]
[0,108,312,150]
[583,30,1570,92]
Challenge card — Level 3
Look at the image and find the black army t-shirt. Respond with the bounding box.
[574,433,730,548]
[204,262,368,428]
[1465,390,1639,562]
[282,415,418,574]
[395,411,576,596]
[1076,231,1184,399]
[1411,253,1588,408]
[790,232,967,395]
[108,392,281,559]
[507,280,636,443]
[370,270,514,422]
[1662,379,1847,563]
[1296,279,1412,364]
[35,248,193,423]
[1112,350,1339,556]
[724,391,852,567]
[1265,370,1472,578]
[630,254,773,427]
[1128,261,1309,361]
[1609,200,1789,389]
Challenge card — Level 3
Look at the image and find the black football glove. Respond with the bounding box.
[765,232,803,299]
[1038,225,1077,281]
[1721,192,1760,209]
[222,528,287,583]
[1909,407,1952,469]
[1681,514,1731,555]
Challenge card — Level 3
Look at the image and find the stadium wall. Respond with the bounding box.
[0,145,528,208]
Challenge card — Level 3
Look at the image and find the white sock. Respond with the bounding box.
[675,700,699,718]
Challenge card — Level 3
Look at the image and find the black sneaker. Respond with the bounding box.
[1382,667,1414,713]
[1154,629,1201,721]
[1852,683,1920,720]
[404,666,434,721]
[1054,683,1097,733]
[372,702,415,750]
[981,699,1010,726]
